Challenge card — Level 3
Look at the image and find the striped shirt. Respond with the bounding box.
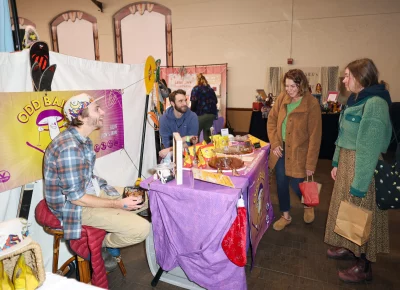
[43,127,119,240]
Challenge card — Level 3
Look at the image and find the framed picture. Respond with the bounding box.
[256,89,268,100]
[327,91,339,103]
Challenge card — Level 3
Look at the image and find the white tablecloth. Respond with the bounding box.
[39,273,101,289]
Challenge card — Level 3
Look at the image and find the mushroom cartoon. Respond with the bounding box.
[36,109,64,140]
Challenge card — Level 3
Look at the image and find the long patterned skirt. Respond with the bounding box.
[324,148,389,262]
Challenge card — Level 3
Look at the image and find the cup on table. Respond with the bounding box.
[154,163,176,184]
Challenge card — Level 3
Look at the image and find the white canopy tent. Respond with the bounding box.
[0,50,156,271]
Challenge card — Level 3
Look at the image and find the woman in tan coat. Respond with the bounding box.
[267,69,322,231]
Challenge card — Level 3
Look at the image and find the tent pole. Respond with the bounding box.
[136,94,150,185]
[9,0,22,50]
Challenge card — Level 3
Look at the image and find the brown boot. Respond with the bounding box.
[327,247,356,260]
[303,207,315,224]
[338,258,372,283]
[273,216,292,231]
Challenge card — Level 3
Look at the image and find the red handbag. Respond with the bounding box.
[222,196,247,267]
[299,175,320,207]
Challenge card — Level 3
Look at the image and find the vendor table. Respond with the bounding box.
[141,146,273,290]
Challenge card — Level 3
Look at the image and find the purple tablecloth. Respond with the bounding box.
[141,145,272,290]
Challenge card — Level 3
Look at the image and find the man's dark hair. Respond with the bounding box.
[169,89,186,104]
[69,107,90,127]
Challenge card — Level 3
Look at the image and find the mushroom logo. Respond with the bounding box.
[36,109,64,140]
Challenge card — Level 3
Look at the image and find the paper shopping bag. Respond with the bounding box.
[299,175,321,207]
[334,200,372,246]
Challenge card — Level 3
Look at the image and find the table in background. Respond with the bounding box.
[141,146,273,290]
[248,111,268,142]
[319,113,340,160]
[249,111,340,160]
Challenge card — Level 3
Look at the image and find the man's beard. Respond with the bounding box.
[88,116,103,129]
[175,105,188,114]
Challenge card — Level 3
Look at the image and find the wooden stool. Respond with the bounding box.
[43,226,91,283]
[43,226,127,283]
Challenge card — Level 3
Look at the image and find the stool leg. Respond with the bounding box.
[151,267,164,287]
[77,256,91,283]
[116,255,127,277]
[57,256,76,276]
[52,234,61,274]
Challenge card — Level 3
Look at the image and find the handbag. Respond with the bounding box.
[358,100,400,210]
[334,199,372,246]
[374,127,400,210]
[299,175,321,207]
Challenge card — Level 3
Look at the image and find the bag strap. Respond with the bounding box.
[349,193,366,208]
[305,175,314,182]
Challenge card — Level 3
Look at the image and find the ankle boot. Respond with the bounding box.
[327,247,356,260]
[338,257,372,283]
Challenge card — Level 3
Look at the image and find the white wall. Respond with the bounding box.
[13,0,400,106]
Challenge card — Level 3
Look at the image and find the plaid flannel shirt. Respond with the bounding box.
[44,127,119,240]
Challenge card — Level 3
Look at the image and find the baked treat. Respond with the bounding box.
[208,157,244,170]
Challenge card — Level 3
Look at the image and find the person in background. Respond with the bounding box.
[324,58,391,283]
[267,69,322,231]
[190,73,218,143]
[159,89,199,160]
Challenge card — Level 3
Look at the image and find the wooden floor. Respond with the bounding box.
[107,159,400,290]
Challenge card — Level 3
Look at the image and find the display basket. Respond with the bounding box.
[0,237,46,288]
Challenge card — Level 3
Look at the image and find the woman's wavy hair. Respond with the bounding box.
[346,58,386,89]
[283,69,309,97]
[196,73,209,86]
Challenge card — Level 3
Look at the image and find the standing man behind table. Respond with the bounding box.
[159,89,199,159]
[44,93,150,262]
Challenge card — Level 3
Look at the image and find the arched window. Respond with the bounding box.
[113,2,172,66]
[50,11,99,60]
[10,17,36,29]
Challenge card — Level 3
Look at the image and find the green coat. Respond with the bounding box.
[332,96,391,197]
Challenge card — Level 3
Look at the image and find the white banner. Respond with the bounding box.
[168,73,197,96]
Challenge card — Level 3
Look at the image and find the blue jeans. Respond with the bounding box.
[275,148,304,212]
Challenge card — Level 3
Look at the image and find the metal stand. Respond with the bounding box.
[151,267,164,287]
[9,0,22,50]
[137,94,150,182]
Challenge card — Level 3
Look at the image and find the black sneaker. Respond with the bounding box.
[101,248,118,272]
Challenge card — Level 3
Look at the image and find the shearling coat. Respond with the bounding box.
[267,91,322,178]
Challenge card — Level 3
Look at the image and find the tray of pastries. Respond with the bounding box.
[208,156,245,170]
[214,141,254,155]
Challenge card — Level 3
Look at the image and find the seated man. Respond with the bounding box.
[159,89,199,160]
[43,93,150,266]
